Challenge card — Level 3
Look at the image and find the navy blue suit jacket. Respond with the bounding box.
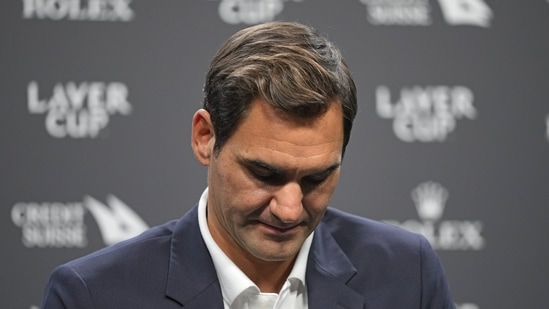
[41,205,454,308]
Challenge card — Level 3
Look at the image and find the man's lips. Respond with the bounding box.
[258,221,300,234]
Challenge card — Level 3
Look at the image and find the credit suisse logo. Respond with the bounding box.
[11,195,148,248]
[360,0,493,27]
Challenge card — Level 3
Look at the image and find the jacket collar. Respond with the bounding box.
[306,218,366,309]
[165,205,224,308]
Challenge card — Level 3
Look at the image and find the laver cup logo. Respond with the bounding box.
[376,85,477,142]
[11,195,148,248]
[27,81,132,138]
[216,0,303,25]
[385,181,485,250]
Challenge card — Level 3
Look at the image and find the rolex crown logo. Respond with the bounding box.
[411,181,449,221]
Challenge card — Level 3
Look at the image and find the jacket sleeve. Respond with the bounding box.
[40,264,94,309]
[419,236,456,309]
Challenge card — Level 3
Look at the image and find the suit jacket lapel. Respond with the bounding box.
[307,221,366,309]
[165,205,224,308]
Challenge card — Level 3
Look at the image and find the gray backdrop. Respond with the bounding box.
[2,0,548,308]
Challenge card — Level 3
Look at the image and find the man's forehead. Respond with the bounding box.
[223,99,344,171]
[240,98,344,131]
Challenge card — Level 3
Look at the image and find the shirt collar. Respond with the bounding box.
[197,187,313,306]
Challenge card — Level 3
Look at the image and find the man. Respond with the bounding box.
[41,21,454,308]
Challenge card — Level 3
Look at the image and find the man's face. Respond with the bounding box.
[192,98,344,263]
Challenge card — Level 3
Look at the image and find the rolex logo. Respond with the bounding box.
[411,181,448,221]
[385,181,484,251]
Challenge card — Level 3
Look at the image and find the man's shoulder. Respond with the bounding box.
[321,207,425,251]
[41,206,214,307]
[64,219,179,274]
[314,209,453,307]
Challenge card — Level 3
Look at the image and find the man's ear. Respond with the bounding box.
[191,109,215,166]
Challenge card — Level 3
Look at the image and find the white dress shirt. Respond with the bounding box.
[198,188,312,309]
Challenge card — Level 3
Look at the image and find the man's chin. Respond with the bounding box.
[248,243,302,262]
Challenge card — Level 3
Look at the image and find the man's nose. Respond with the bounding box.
[269,182,304,224]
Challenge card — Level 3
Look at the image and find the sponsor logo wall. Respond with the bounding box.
[11,195,148,248]
[385,181,485,251]
[2,1,548,308]
[376,85,477,142]
[360,0,493,27]
[215,0,304,25]
[27,81,132,138]
[22,0,135,21]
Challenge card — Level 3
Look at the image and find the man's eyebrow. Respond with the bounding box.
[316,162,341,175]
[239,158,341,175]
[240,158,282,173]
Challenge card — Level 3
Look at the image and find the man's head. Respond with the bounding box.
[203,21,357,156]
[192,22,358,268]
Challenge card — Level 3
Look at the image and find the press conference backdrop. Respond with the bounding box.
[1,0,548,308]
